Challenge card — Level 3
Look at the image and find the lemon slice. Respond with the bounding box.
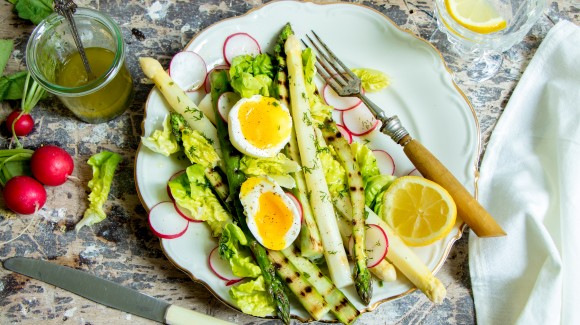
[382,176,457,246]
[445,0,507,34]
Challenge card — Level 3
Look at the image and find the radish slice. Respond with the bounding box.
[408,168,422,177]
[148,201,189,239]
[169,51,207,92]
[217,92,241,123]
[373,150,396,175]
[285,191,303,223]
[174,201,203,223]
[335,124,353,144]
[322,82,362,111]
[166,169,186,200]
[223,33,261,65]
[208,246,244,285]
[204,64,230,93]
[348,224,389,268]
[341,104,379,136]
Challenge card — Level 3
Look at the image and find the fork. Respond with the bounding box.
[304,31,506,238]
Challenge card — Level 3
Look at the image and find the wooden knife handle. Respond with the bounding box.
[399,135,506,237]
[165,304,234,325]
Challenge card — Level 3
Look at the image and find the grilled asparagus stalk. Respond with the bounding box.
[281,245,360,324]
[267,250,331,320]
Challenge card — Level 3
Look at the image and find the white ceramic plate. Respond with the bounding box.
[135,1,479,322]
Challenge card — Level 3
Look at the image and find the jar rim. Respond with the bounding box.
[26,7,125,97]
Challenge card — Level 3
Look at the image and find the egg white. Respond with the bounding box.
[228,95,292,158]
[240,176,301,250]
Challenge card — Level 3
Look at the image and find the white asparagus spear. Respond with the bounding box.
[139,57,221,159]
[366,208,446,303]
[285,35,353,288]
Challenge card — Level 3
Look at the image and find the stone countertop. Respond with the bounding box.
[0,1,577,324]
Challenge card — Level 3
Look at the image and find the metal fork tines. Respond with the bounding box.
[303,31,361,97]
[303,31,408,143]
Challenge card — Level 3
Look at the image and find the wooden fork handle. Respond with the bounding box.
[398,135,506,237]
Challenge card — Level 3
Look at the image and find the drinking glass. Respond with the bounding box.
[26,8,134,124]
[434,0,546,81]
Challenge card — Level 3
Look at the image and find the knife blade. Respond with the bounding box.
[3,257,233,325]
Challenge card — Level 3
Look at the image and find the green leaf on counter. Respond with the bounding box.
[0,39,14,75]
[0,71,27,101]
[9,0,54,25]
[76,151,122,231]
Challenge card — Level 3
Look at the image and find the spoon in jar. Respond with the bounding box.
[53,0,95,80]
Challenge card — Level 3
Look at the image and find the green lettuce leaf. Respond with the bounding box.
[239,153,300,189]
[229,54,273,98]
[141,114,180,156]
[219,223,261,278]
[76,151,122,231]
[318,147,348,201]
[181,128,220,168]
[352,68,390,93]
[350,142,380,184]
[168,164,231,236]
[229,276,275,317]
[302,48,333,125]
[364,174,396,209]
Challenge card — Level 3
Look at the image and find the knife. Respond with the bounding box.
[3,257,234,325]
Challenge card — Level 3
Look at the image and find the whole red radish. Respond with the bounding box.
[30,145,75,186]
[3,176,47,215]
[5,111,34,136]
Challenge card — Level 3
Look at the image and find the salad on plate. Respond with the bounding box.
[137,22,456,324]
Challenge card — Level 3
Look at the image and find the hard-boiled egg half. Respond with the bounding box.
[228,95,292,158]
[240,176,301,250]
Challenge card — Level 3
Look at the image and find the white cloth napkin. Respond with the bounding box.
[469,20,580,325]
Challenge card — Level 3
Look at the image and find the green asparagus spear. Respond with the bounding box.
[267,249,331,320]
[209,69,291,324]
[281,245,360,324]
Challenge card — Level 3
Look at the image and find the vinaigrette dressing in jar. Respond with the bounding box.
[27,8,133,123]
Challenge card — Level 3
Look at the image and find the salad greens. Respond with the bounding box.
[229,276,274,317]
[350,141,380,184]
[302,48,333,125]
[218,223,261,278]
[239,153,300,189]
[76,151,122,231]
[168,165,231,236]
[229,54,273,98]
[140,115,180,157]
[352,68,390,92]
[170,112,220,168]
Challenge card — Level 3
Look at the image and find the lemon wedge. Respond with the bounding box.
[445,0,507,34]
[381,176,457,247]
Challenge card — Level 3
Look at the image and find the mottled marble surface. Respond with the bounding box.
[0,1,578,324]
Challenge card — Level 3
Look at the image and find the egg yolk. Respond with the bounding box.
[240,176,263,196]
[255,191,294,250]
[237,97,291,149]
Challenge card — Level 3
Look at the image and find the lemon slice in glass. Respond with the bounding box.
[381,176,457,247]
[445,0,507,34]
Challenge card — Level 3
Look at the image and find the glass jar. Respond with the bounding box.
[26,8,133,124]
